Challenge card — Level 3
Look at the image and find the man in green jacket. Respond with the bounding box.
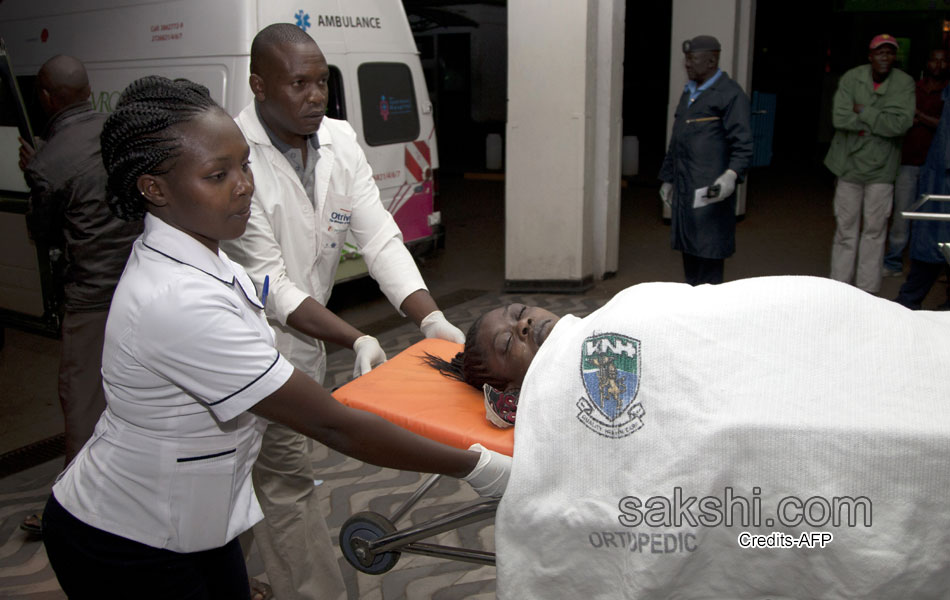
[825,33,914,294]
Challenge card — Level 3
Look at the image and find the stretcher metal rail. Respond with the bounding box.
[902,194,950,265]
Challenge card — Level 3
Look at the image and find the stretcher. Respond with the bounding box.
[333,338,512,574]
[903,193,950,265]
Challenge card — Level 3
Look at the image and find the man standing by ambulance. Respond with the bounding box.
[222,24,465,600]
[825,34,915,294]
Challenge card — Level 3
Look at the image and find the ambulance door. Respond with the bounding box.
[355,56,439,250]
[0,44,60,336]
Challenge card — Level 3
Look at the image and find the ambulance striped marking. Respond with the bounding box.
[414,140,430,164]
[404,140,430,182]
[405,148,423,182]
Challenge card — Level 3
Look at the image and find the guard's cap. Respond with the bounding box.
[683,35,721,54]
[869,34,898,50]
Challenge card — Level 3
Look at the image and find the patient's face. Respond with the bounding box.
[476,303,560,390]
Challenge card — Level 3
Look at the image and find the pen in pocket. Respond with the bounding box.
[686,116,721,124]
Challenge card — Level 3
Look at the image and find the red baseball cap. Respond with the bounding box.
[869,34,898,50]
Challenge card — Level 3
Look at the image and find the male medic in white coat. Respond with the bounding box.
[222,24,466,600]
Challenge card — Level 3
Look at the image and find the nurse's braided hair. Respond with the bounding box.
[100,76,217,221]
[421,315,507,391]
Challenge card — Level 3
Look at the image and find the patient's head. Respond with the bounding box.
[424,303,560,391]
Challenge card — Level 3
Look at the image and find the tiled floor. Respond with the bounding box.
[1,169,947,599]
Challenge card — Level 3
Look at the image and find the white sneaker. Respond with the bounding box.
[882,268,903,278]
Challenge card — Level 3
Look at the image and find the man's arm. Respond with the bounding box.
[915,107,941,129]
[287,297,363,349]
[722,86,754,181]
[858,74,915,137]
[226,188,385,370]
[346,145,427,311]
[399,289,438,326]
[659,95,686,184]
[22,160,64,246]
[659,139,675,184]
[18,136,35,172]
[831,71,864,132]
[344,131,464,343]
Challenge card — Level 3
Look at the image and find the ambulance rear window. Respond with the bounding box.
[358,62,420,146]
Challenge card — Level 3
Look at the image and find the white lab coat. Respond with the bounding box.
[223,104,425,380]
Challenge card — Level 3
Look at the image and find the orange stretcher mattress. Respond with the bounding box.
[334,338,514,456]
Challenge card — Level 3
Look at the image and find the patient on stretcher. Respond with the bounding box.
[422,303,559,427]
[428,276,950,599]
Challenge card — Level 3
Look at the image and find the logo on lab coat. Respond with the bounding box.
[577,333,644,438]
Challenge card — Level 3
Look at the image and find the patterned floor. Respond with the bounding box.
[0,290,608,600]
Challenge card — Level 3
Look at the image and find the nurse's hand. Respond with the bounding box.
[353,335,387,377]
[462,443,511,497]
[420,310,465,344]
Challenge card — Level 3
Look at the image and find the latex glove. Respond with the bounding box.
[352,335,387,378]
[420,310,465,344]
[462,443,511,497]
[659,182,673,208]
[709,169,737,201]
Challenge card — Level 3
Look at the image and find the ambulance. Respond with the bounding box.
[0,0,439,336]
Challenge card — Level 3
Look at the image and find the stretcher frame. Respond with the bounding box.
[333,338,511,574]
[339,475,498,573]
[902,194,950,266]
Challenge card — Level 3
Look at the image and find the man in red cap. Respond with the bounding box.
[825,34,915,294]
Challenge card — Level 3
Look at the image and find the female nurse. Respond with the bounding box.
[41,76,508,600]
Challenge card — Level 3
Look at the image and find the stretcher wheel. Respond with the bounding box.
[339,511,401,574]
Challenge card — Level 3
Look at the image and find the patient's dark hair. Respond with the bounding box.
[100,76,217,221]
[421,315,507,391]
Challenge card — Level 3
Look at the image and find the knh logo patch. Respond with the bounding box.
[577,333,645,438]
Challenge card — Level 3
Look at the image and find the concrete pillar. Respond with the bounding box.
[666,0,756,210]
[505,0,625,291]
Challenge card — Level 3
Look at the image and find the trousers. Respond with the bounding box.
[830,179,893,293]
[682,253,725,285]
[59,309,108,464]
[896,259,950,309]
[44,494,250,600]
[242,422,347,600]
[883,165,920,272]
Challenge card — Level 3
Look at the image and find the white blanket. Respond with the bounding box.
[497,276,950,599]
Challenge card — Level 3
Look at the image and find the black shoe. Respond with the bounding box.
[19,513,42,537]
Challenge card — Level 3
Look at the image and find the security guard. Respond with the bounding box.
[659,34,753,285]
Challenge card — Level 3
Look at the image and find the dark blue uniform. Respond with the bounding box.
[659,72,752,261]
